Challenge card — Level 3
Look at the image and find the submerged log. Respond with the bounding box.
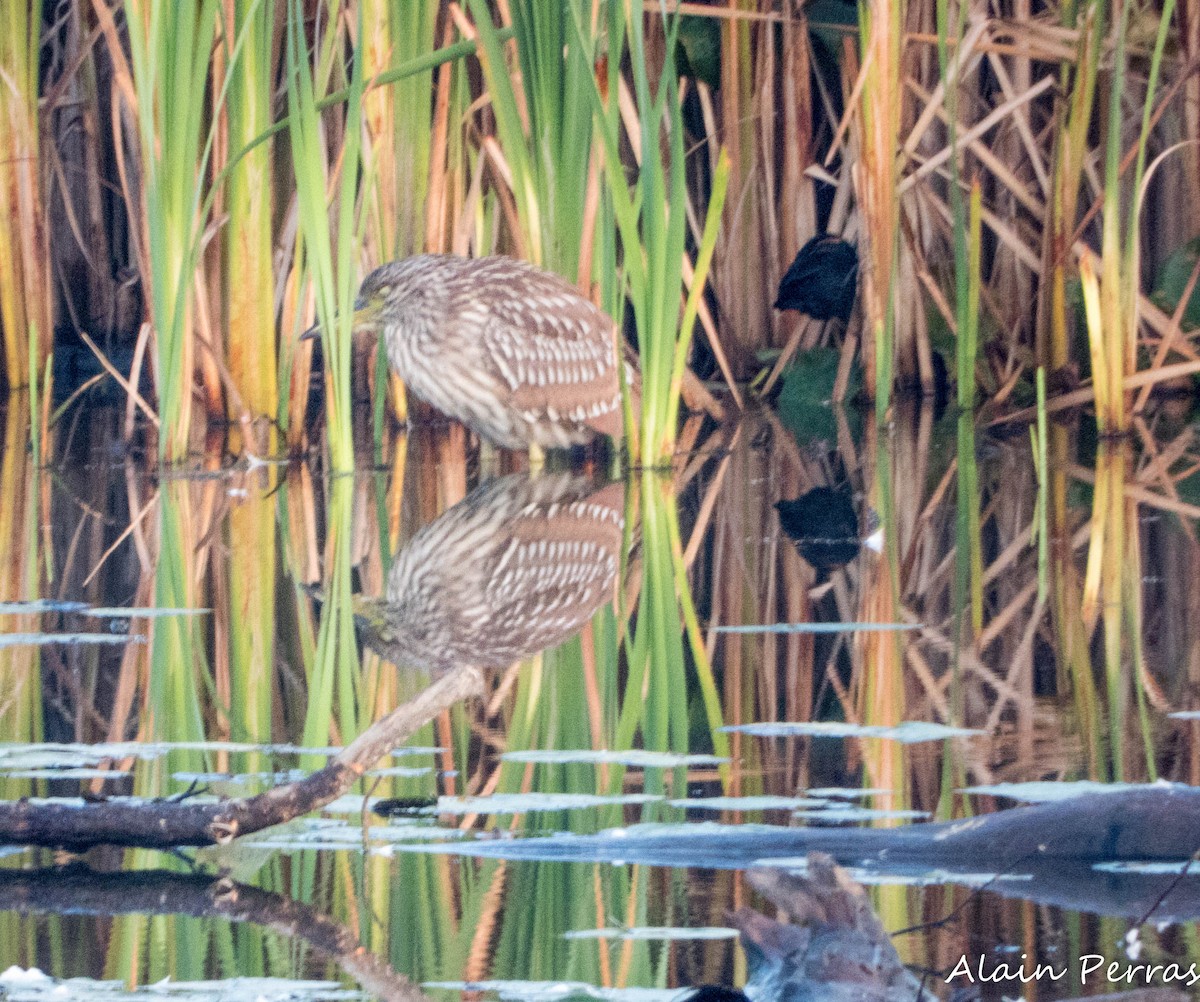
[417,787,1200,921]
[0,665,481,851]
[0,866,428,1002]
[444,786,1200,866]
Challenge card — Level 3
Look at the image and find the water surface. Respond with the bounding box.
[3,401,1200,999]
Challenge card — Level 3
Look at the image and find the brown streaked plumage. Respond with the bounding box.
[353,254,640,448]
[354,473,625,673]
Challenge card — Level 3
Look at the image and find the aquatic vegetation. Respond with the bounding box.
[3,0,1200,995]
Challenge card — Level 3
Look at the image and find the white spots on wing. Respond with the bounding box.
[372,254,634,446]
[493,340,520,390]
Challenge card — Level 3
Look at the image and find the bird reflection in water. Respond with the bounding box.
[684,855,928,1002]
[775,486,883,581]
[355,473,625,673]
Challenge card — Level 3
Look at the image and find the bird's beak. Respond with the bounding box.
[299,296,370,342]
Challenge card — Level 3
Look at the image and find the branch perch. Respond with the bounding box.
[0,665,483,851]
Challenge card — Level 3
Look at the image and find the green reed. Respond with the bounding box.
[482,642,659,986]
[1042,2,1099,372]
[285,0,362,471]
[281,0,366,756]
[937,0,968,406]
[469,0,597,275]
[857,0,902,415]
[614,476,728,794]
[0,2,51,403]
[465,686,660,990]
[123,0,220,459]
[226,477,277,755]
[0,397,44,979]
[362,0,440,261]
[219,4,281,767]
[1094,0,1132,433]
[6,0,1199,450]
[100,480,217,983]
[953,185,983,641]
[1079,0,1175,776]
[588,5,728,465]
[954,413,982,653]
[359,12,437,450]
[1031,367,1048,601]
[1095,0,1176,432]
[149,486,208,752]
[300,476,360,755]
[222,0,278,422]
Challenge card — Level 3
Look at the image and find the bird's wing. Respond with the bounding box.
[480,480,625,649]
[472,267,623,425]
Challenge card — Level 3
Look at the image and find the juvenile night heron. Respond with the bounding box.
[354,473,625,673]
[343,254,639,449]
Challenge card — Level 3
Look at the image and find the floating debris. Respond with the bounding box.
[0,968,364,1002]
[172,766,433,786]
[501,749,727,768]
[960,780,1186,802]
[81,607,210,619]
[1094,860,1199,875]
[720,721,982,743]
[171,770,309,786]
[424,980,677,1002]
[367,766,435,779]
[0,746,138,770]
[0,600,89,615]
[242,815,463,853]
[433,792,661,815]
[667,795,827,812]
[711,622,919,634]
[0,740,441,763]
[805,787,891,799]
[748,859,1028,888]
[1,768,130,780]
[0,632,145,648]
[793,806,929,822]
[562,927,737,942]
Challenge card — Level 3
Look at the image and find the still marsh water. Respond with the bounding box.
[3,399,1200,999]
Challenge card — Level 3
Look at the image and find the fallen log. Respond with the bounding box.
[0,665,482,851]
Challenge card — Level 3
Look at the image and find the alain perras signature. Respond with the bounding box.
[946,954,1200,987]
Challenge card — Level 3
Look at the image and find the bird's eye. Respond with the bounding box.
[375,284,392,301]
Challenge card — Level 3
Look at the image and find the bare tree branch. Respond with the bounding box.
[0,665,483,851]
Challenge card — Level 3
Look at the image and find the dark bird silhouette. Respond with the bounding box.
[775,487,863,573]
[775,236,858,322]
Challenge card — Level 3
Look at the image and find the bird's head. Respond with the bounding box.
[298,264,402,342]
[352,594,391,648]
[353,265,404,331]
